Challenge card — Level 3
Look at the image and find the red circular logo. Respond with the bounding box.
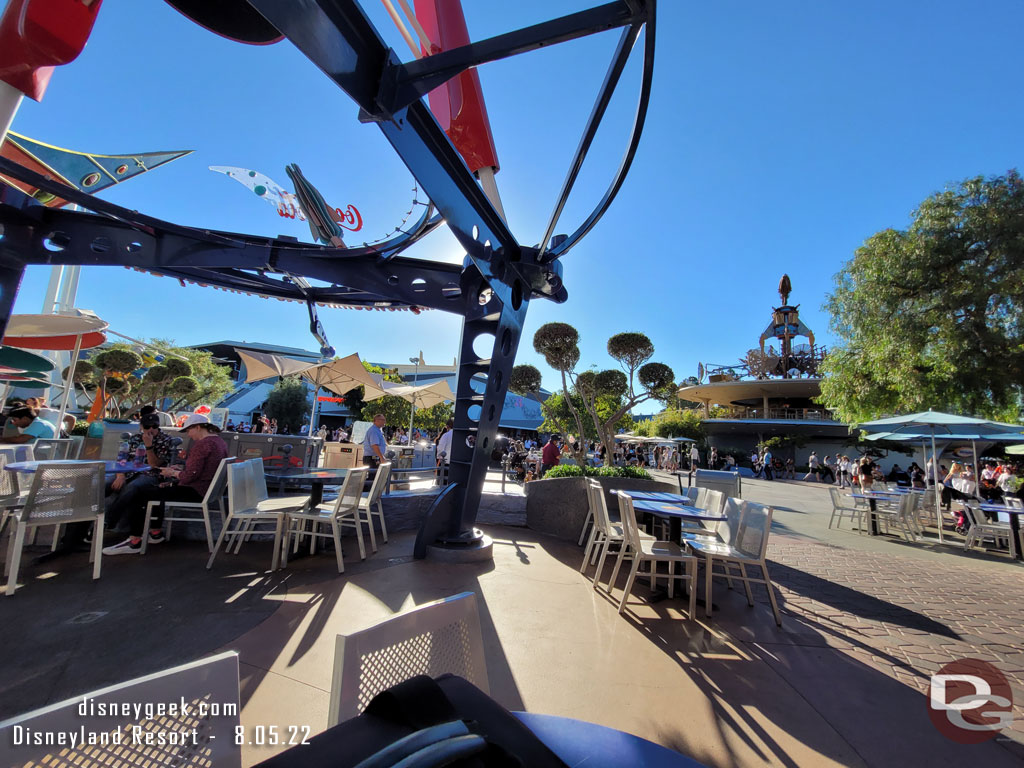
[928,658,1013,743]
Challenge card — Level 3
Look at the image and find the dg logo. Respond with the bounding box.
[928,658,1014,743]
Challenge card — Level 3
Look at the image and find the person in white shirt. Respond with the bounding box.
[802,452,821,482]
[690,445,700,470]
[436,420,453,465]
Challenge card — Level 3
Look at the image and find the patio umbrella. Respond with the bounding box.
[859,410,1024,542]
[301,354,384,431]
[235,348,319,383]
[2,312,108,431]
[363,379,455,437]
[0,346,55,376]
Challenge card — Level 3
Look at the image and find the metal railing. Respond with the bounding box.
[718,408,839,422]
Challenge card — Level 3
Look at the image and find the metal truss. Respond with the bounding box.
[0,0,656,558]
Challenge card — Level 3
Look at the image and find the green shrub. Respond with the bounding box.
[70,421,89,436]
[540,464,652,480]
[541,464,584,479]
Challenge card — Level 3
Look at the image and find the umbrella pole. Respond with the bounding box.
[931,432,943,543]
[0,383,9,411]
[56,333,82,435]
[308,385,320,435]
[408,392,416,442]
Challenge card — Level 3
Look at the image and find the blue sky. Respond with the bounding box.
[5,0,1023,392]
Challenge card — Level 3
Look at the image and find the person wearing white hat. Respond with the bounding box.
[104,414,228,556]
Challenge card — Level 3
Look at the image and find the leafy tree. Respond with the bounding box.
[531,324,674,465]
[649,408,705,442]
[264,378,311,434]
[820,170,1024,423]
[531,323,589,463]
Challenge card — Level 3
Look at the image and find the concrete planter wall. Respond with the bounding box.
[525,475,678,541]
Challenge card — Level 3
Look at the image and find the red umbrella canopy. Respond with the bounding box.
[2,313,108,351]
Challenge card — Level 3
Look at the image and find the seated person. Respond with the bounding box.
[25,396,76,435]
[103,414,228,556]
[103,412,176,533]
[0,405,57,444]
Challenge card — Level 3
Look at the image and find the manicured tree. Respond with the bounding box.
[526,325,590,464]
[264,378,312,435]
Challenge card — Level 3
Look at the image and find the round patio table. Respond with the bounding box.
[4,459,150,474]
[849,492,897,535]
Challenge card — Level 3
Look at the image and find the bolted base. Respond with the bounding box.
[426,529,494,564]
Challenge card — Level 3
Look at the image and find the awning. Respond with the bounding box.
[236,348,319,383]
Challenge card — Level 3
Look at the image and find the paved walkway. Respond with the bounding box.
[1,474,1021,766]
[722,476,1024,755]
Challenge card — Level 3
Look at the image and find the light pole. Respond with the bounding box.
[408,355,419,443]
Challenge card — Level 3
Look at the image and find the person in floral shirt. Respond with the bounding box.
[103,411,175,532]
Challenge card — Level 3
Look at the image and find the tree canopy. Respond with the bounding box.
[264,378,311,434]
[820,170,1024,424]
[530,323,675,464]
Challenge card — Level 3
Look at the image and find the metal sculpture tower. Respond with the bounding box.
[0,0,656,559]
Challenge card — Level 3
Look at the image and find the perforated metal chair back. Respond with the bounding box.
[719,497,745,545]
[330,467,367,519]
[0,444,34,463]
[1006,497,1023,509]
[0,651,242,767]
[366,462,392,504]
[328,592,488,726]
[204,456,240,513]
[587,479,613,534]
[616,491,643,548]
[693,486,708,509]
[0,453,21,504]
[33,438,77,460]
[735,502,773,560]
[226,460,258,514]
[702,488,725,516]
[21,462,104,525]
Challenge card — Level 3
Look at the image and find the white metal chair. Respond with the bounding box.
[0,651,241,767]
[327,591,488,726]
[828,486,864,531]
[358,461,392,552]
[207,459,306,571]
[963,504,1012,552]
[285,467,368,573]
[140,456,239,553]
[33,437,77,460]
[615,492,697,618]
[585,480,653,589]
[686,501,783,626]
[0,452,30,539]
[5,461,105,596]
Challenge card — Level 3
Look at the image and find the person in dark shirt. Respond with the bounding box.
[103,414,228,556]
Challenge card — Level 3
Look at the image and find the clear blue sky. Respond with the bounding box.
[6,0,1023,392]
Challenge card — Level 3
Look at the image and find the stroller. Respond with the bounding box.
[505,451,530,483]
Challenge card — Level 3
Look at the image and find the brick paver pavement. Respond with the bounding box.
[762,530,1024,746]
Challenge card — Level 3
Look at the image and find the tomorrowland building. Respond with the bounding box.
[677,276,852,462]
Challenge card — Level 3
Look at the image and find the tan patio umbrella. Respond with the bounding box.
[235,348,319,383]
[363,379,455,438]
[301,353,385,430]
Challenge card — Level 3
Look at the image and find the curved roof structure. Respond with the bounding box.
[678,377,824,407]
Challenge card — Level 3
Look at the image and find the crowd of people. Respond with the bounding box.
[225,414,277,434]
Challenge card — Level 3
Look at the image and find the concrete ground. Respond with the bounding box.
[1,473,1022,767]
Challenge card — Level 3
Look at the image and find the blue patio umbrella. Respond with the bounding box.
[859,411,1024,542]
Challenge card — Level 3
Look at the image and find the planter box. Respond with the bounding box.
[525,474,678,542]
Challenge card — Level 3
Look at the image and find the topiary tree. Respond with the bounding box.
[531,325,675,466]
[530,323,589,464]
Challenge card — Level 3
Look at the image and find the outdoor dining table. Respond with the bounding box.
[262,466,350,507]
[622,494,725,543]
[978,503,1024,561]
[849,492,897,536]
[4,459,151,475]
[622,490,693,504]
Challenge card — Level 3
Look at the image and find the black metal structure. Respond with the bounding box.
[0,0,656,558]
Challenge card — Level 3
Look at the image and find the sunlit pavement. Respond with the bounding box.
[0,475,1021,766]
